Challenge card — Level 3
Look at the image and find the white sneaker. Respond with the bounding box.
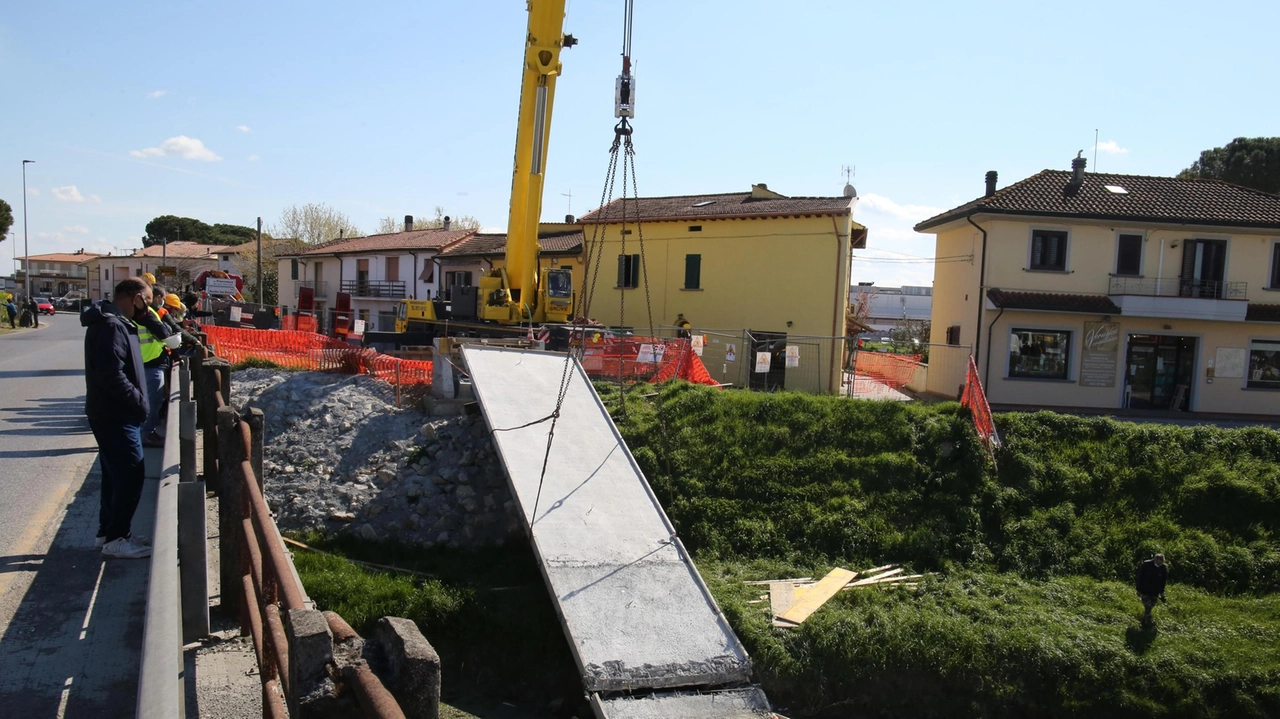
[96,533,148,549]
[102,537,152,559]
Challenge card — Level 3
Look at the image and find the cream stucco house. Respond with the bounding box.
[915,156,1280,415]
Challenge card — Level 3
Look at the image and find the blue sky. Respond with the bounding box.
[2,0,1277,288]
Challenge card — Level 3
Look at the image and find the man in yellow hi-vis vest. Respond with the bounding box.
[137,288,173,447]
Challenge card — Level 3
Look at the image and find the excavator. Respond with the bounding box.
[370,0,592,349]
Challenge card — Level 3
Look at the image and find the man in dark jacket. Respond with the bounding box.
[1136,553,1168,626]
[82,278,154,559]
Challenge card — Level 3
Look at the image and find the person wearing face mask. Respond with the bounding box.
[81,278,154,559]
[136,284,174,447]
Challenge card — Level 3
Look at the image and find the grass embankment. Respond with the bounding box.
[604,383,1280,717]
[292,383,1280,717]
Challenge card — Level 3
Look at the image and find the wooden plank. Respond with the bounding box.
[849,567,904,586]
[778,568,857,625]
[745,577,814,586]
[862,564,895,575]
[769,582,797,618]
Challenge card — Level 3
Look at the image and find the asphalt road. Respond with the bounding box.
[0,312,153,716]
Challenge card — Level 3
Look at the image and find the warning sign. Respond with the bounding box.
[754,351,772,373]
[785,345,800,368]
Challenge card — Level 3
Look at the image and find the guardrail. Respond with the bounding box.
[1108,276,1247,300]
[192,339,434,718]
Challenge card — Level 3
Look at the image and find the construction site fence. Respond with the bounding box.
[193,351,435,718]
[578,335,718,387]
[961,354,1000,457]
[642,326,850,394]
[202,324,434,406]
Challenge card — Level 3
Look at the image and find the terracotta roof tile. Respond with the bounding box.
[917,170,1280,231]
[987,288,1120,314]
[1246,304,1280,322]
[131,241,233,258]
[23,251,102,263]
[298,229,476,256]
[580,191,852,223]
[437,230,583,258]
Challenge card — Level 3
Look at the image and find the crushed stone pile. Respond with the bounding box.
[231,368,522,549]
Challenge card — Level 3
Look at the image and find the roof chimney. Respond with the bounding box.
[984,171,998,198]
[1071,151,1086,186]
[442,215,451,231]
[565,214,576,223]
[404,215,414,232]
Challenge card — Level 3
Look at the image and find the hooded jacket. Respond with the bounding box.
[1135,558,1168,596]
[82,300,149,424]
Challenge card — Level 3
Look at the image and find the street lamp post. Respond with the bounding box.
[22,160,34,298]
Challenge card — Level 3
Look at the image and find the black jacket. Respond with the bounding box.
[82,301,149,424]
[1136,559,1168,596]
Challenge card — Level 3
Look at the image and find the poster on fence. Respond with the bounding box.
[637,343,656,363]
[725,344,737,362]
[755,351,772,373]
[206,277,239,296]
[229,306,242,323]
[582,348,603,371]
[691,335,704,356]
[352,319,366,336]
[785,345,800,368]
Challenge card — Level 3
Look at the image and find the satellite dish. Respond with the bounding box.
[843,183,858,199]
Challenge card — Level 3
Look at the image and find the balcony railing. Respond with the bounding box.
[294,280,329,297]
[1108,277,1247,300]
[340,280,406,299]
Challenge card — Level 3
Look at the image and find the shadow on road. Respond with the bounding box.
[0,460,151,716]
[0,369,87,379]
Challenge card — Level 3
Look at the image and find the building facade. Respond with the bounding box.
[278,224,476,332]
[17,250,100,297]
[579,184,863,393]
[916,159,1280,415]
[434,223,583,305]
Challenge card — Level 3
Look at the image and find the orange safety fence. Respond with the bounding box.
[280,315,318,333]
[203,325,433,386]
[580,337,720,387]
[854,351,923,390]
[960,354,999,456]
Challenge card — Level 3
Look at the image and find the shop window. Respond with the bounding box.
[1009,328,1071,380]
[1247,340,1280,389]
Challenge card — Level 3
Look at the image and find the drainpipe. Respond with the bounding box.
[409,251,419,299]
[966,212,989,367]
[984,307,1005,389]
[830,215,851,394]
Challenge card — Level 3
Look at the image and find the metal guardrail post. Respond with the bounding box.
[179,363,197,483]
[178,480,209,643]
[247,408,265,495]
[217,405,243,617]
[200,358,230,490]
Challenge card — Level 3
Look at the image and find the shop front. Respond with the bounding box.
[1124,334,1197,411]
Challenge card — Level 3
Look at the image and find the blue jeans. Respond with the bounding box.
[141,365,165,436]
[89,419,145,542]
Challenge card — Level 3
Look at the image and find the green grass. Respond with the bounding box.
[231,357,287,371]
[292,382,1280,717]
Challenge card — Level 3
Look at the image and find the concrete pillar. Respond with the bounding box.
[246,407,265,495]
[216,406,243,617]
[374,617,440,719]
[285,608,337,718]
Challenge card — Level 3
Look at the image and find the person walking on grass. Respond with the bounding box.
[1136,553,1168,626]
[82,277,154,559]
[4,297,17,329]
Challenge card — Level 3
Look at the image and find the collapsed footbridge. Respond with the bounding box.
[462,346,772,717]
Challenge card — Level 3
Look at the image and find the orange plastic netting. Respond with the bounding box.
[960,354,998,455]
[853,351,923,390]
[202,325,433,385]
[580,337,719,387]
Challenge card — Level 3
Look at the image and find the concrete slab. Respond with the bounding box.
[595,687,773,718]
[462,347,753,693]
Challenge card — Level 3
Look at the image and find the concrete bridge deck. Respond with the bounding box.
[462,346,768,714]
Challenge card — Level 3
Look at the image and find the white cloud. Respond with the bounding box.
[27,188,40,197]
[130,135,222,162]
[237,125,252,133]
[856,193,943,223]
[247,154,260,162]
[1097,140,1129,155]
[64,225,89,234]
[52,185,85,202]
[147,90,167,99]
[35,231,66,242]
[90,194,102,203]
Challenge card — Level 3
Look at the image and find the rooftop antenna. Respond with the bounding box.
[561,190,572,217]
[1093,129,1099,172]
[842,165,858,199]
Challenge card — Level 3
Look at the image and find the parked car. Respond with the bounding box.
[35,298,55,315]
[55,294,88,312]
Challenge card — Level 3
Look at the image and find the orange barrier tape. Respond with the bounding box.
[203,326,433,385]
[961,355,998,455]
[580,337,719,387]
[854,352,923,390]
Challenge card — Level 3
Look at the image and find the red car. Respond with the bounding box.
[35,298,55,315]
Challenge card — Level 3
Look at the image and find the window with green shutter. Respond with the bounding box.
[684,254,701,289]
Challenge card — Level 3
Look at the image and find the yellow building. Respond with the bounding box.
[916,157,1280,416]
[578,184,863,393]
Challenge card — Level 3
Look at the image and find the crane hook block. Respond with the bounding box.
[614,74,636,119]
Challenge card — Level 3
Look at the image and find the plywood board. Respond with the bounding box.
[777,568,856,624]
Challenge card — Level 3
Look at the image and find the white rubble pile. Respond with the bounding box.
[231,368,522,549]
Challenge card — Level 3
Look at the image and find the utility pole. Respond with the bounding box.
[255,217,262,306]
[22,160,34,298]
